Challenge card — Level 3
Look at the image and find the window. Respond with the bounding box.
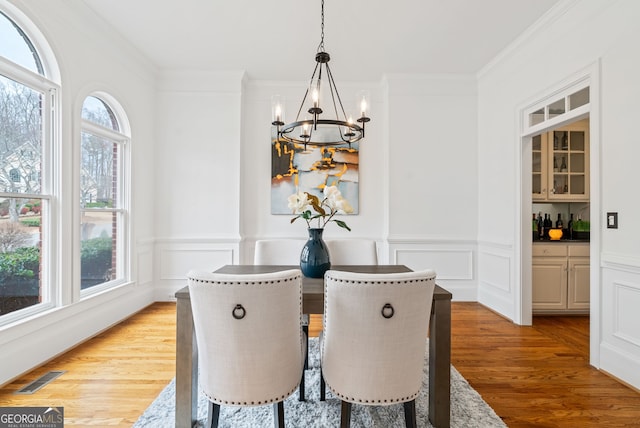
[0,8,55,322]
[80,95,129,294]
[524,81,590,133]
[0,11,43,74]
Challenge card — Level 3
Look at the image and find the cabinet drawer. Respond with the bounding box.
[568,245,590,257]
[533,244,567,257]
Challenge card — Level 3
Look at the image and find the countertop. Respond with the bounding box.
[533,239,590,244]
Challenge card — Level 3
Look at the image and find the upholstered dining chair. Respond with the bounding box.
[187,269,306,428]
[325,239,378,265]
[254,239,306,265]
[320,269,437,428]
[254,238,312,383]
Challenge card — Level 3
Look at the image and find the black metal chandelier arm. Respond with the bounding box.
[324,63,350,121]
[279,119,363,146]
[294,60,322,121]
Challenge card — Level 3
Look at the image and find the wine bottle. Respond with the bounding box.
[560,156,567,172]
[562,132,568,150]
[537,212,544,240]
[556,213,563,229]
[544,214,552,239]
[568,213,574,239]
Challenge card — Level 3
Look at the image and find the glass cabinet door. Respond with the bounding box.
[549,129,588,200]
[532,134,546,200]
[531,119,589,202]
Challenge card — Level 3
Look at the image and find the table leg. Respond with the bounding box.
[429,296,451,428]
[176,296,198,428]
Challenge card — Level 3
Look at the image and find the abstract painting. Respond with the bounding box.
[271,135,359,215]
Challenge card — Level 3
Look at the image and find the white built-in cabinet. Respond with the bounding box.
[532,119,589,202]
[532,242,590,313]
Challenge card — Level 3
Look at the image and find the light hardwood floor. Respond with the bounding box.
[1,302,639,427]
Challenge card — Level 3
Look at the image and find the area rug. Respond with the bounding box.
[134,338,506,427]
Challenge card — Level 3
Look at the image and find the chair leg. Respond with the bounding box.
[320,369,326,401]
[302,315,309,370]
[207,402,220,428]
[273,401,285,428]
[403,399,417,428]
[340,400,352,428]
[299,329,307,401]
[299,368,305,401]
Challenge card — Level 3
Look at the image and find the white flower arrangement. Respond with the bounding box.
[287,185,353,231]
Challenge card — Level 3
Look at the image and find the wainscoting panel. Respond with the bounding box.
[477,242,515,321]
[395,248,472,280]
[388,239,477,301]
[136,240,153,286]
[614,281,640,347]
[154,239,239,301]
[601,258,640,390]
[159,248,233,279]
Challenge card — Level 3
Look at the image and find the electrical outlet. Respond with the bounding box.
[607,212,618,229]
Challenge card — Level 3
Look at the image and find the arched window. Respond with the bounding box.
[0,10,43,74]
[0,5,57,323]
[80,94,129,294]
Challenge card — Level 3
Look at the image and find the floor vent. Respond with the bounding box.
[14,370,66,395]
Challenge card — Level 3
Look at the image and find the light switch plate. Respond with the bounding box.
[607,212,618,229]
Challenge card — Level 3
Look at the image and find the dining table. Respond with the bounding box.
[175,264,452,428]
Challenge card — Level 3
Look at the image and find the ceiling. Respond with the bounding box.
[82,0,561,82]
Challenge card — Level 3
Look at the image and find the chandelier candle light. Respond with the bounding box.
[271,0,371,149]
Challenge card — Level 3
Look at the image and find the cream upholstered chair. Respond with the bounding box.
[254,238,311,381]
[325,239,378,265]
[254,239,306,265]
[187,269,306,428]
[320,269,436,428]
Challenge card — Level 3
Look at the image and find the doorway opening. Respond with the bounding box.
[518,63,601,367]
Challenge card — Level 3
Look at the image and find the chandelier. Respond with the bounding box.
[271,0,370,149]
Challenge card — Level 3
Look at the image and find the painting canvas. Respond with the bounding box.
[271,135,359,215]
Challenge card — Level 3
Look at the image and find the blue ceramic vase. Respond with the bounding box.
[299,228,331,278]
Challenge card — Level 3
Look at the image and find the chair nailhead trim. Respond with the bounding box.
[326,277,431,285]
[203,385,298,406]
[189,275,301,287]
[323,380,419,404]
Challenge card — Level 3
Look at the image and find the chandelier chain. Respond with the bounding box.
[318,0,325,52]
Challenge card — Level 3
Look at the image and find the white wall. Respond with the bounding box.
[1,0,157,386]
[385,75,478,299]
[152,71,244,299]
[477,0,640,388]
[152,73,479,300]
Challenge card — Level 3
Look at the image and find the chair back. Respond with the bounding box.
[321,269,436,404]
[325,239,378,265]
[254,239,306,265]
[187,269,304,405]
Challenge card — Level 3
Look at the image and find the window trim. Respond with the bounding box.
[78,94,131,299]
